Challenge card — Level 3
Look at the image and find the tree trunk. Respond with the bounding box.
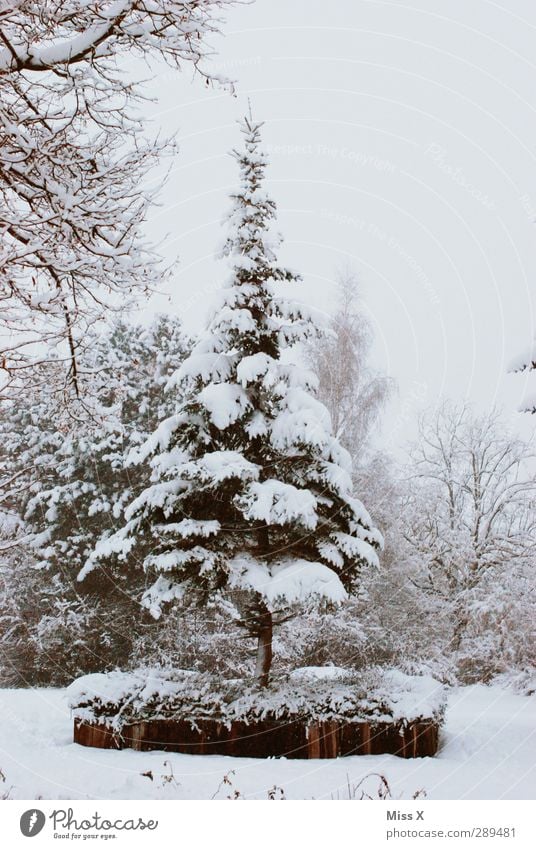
[451,615,467,653]
[254,605,273,688]
[253,523,273,687]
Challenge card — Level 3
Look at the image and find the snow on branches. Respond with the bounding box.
[0,2,232,75]
[0,0,235,399]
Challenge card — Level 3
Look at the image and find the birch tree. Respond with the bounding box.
[307,270,393,469]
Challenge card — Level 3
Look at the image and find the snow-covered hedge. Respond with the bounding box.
[68,666,446,731]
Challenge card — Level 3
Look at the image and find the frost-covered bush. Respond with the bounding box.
[492,668,536,696]
[128,596,408,682]
[454,569,536,685]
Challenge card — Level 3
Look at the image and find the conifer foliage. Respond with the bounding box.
[85,116,383,686]
[0,316,189,684]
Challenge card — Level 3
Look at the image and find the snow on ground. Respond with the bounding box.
[0,684,534,800]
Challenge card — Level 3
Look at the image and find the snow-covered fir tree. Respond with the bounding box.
[84,115,383,687]
[0,316,189,683]
[24,315,189,572]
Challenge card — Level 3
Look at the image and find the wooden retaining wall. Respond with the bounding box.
[74,716,439,759]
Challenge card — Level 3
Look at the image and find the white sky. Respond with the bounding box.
[135,0,536,450]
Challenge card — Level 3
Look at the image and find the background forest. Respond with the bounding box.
[1,269,534,693]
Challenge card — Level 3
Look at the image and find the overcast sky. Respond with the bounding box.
[136,0,536,450]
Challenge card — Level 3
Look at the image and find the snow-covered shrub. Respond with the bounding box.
[0,561,142,687]
[68,666,446,731]
[492,669,536,696]
[454,573,536,685]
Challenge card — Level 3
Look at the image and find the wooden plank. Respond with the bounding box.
[361,722,371,755]
[73,715,440,759]
[340,720,359,755]
[307,723,321,759]
[74,720,121,750]
[122,722,144,751]
[321,721,340,758]
[415,722,438,757]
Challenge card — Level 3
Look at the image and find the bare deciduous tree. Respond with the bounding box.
[307,269,393,471]
[0,0,235,399]
[404,402,536,667]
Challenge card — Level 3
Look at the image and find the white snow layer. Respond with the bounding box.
[66,667,445,731]
[171,352,234,385]
[126,413,186,466]
[228,556,348,605]
[199,383,251,428]
[270,389,333,451]
[236,352,274,385]
[238,479,318,528]
[0,683,533,798]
